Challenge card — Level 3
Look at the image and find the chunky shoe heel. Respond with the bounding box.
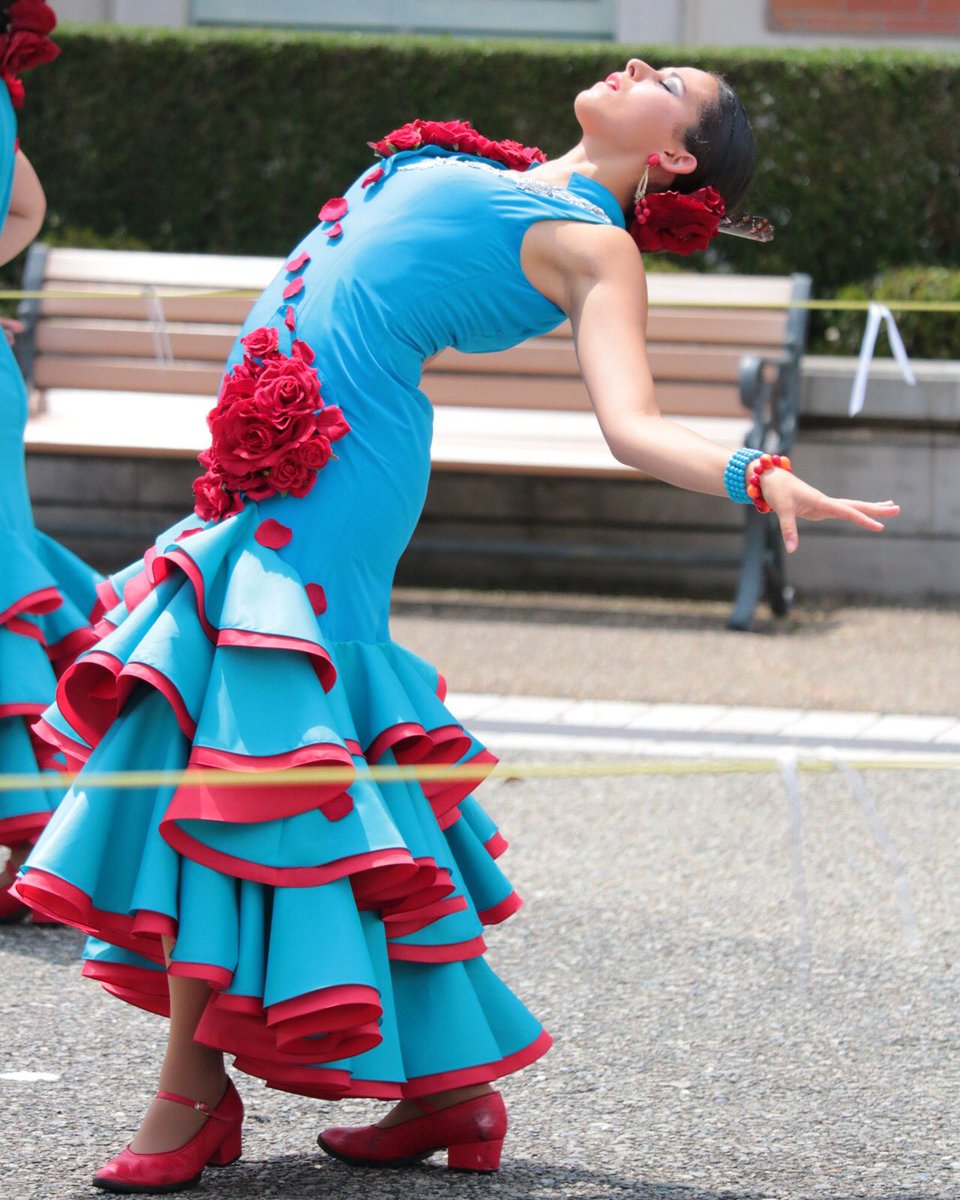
[209,1127,242,1167]
[448,1138,503,1172]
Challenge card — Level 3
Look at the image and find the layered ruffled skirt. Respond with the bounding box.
[17,503,550,1097]
[0,525,100,847]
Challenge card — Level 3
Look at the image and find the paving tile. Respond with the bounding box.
[856,714,958,742]
[445,691,506,722]
[471,695,575,724]
[626,704,728,732]
[556,699,652,728]
[780,710,882,740]
[705,706,804,734]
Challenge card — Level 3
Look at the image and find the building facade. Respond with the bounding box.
[50,0,960,48]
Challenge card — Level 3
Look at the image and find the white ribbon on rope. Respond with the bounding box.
[848,302,916,416]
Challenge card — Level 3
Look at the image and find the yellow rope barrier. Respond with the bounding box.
[0,753,956,793]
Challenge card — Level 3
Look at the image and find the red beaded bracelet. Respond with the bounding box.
[745,453,793,514]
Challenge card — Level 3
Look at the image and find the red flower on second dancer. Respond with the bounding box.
[0,2,59,109]
[193,328,350,522]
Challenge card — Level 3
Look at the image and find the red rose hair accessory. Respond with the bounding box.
[192,327,350,523]
[630,186,726,256]
[370,118,546,172]
[0,1,59,109]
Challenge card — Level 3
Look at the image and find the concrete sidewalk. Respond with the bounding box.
[392,590,960,716]
[446,691,960,761]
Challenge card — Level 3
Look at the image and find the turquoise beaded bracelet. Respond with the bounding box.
[724,447,765,505]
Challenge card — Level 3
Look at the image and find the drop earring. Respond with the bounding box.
[634,153,661,204]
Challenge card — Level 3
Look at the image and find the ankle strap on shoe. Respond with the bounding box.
[156,1089,230,1119]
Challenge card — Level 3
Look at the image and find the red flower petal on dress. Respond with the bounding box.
[305,583,327,615]
[324,222,343,240]
[254,519,293,550]
[285,251,310,273]
[362,167,385,188]
[318,197,348,222]
[291,338,315,365]
[175,527,204,540]
[282,276,304,300]
[283,306,296,331]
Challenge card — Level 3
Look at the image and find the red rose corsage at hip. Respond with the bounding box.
[192,326,350,523]
[0,1,59,109]
[370,118,546,172]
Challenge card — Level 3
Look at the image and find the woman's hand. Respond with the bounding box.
[759,467,900,554]
[0,316,24,346]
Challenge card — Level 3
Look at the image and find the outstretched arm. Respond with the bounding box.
[0,151,46,267]
[520,220,898,553]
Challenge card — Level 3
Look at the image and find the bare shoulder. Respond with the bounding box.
[521,220,646,311]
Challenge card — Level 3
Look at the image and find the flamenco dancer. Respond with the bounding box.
[17,60,897,1191]
[0,1,102,921]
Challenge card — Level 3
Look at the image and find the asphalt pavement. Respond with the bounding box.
[1,593,957,1199]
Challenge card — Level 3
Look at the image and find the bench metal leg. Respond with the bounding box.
[728,508,793,631]
[728,506,767,630]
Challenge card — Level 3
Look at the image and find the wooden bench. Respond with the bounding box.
[18,245,810,629]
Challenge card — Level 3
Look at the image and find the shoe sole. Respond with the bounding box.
[316,1136,498,1174]
[317,1135,432,1170]
[92,1170,204,1194]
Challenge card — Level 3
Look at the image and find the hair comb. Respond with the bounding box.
[718,213,775,243]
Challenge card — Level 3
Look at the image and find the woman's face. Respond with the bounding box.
[576,58,719,170]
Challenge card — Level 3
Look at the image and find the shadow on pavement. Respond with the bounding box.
[58,1151,786,1199]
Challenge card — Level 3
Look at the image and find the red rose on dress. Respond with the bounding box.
[269,448,316,497]
[297,434,333,472]
[369,118,544,173]
[193,470,243,522]
[9,2,57,35]
[211,400,315,476]
[417,119,475,149]
[255,354,321,414]
[494,138,547,170]
[373,124,422,155]
[205,370,256,428]
[194,340,347,520]
[1,29,59,72]
[630,187,725,255]
[240,325,280,359]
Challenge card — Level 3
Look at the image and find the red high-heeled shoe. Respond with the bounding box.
[92,1078,244,1194]
[318,1091,507,1172]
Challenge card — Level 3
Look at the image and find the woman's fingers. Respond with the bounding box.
[778,508,799,554]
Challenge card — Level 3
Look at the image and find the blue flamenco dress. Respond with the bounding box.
[0,85,101,853]
[18,145,624,1097]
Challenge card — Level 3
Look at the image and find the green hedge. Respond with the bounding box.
[813,267,960,360]
[13,28,960,311]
